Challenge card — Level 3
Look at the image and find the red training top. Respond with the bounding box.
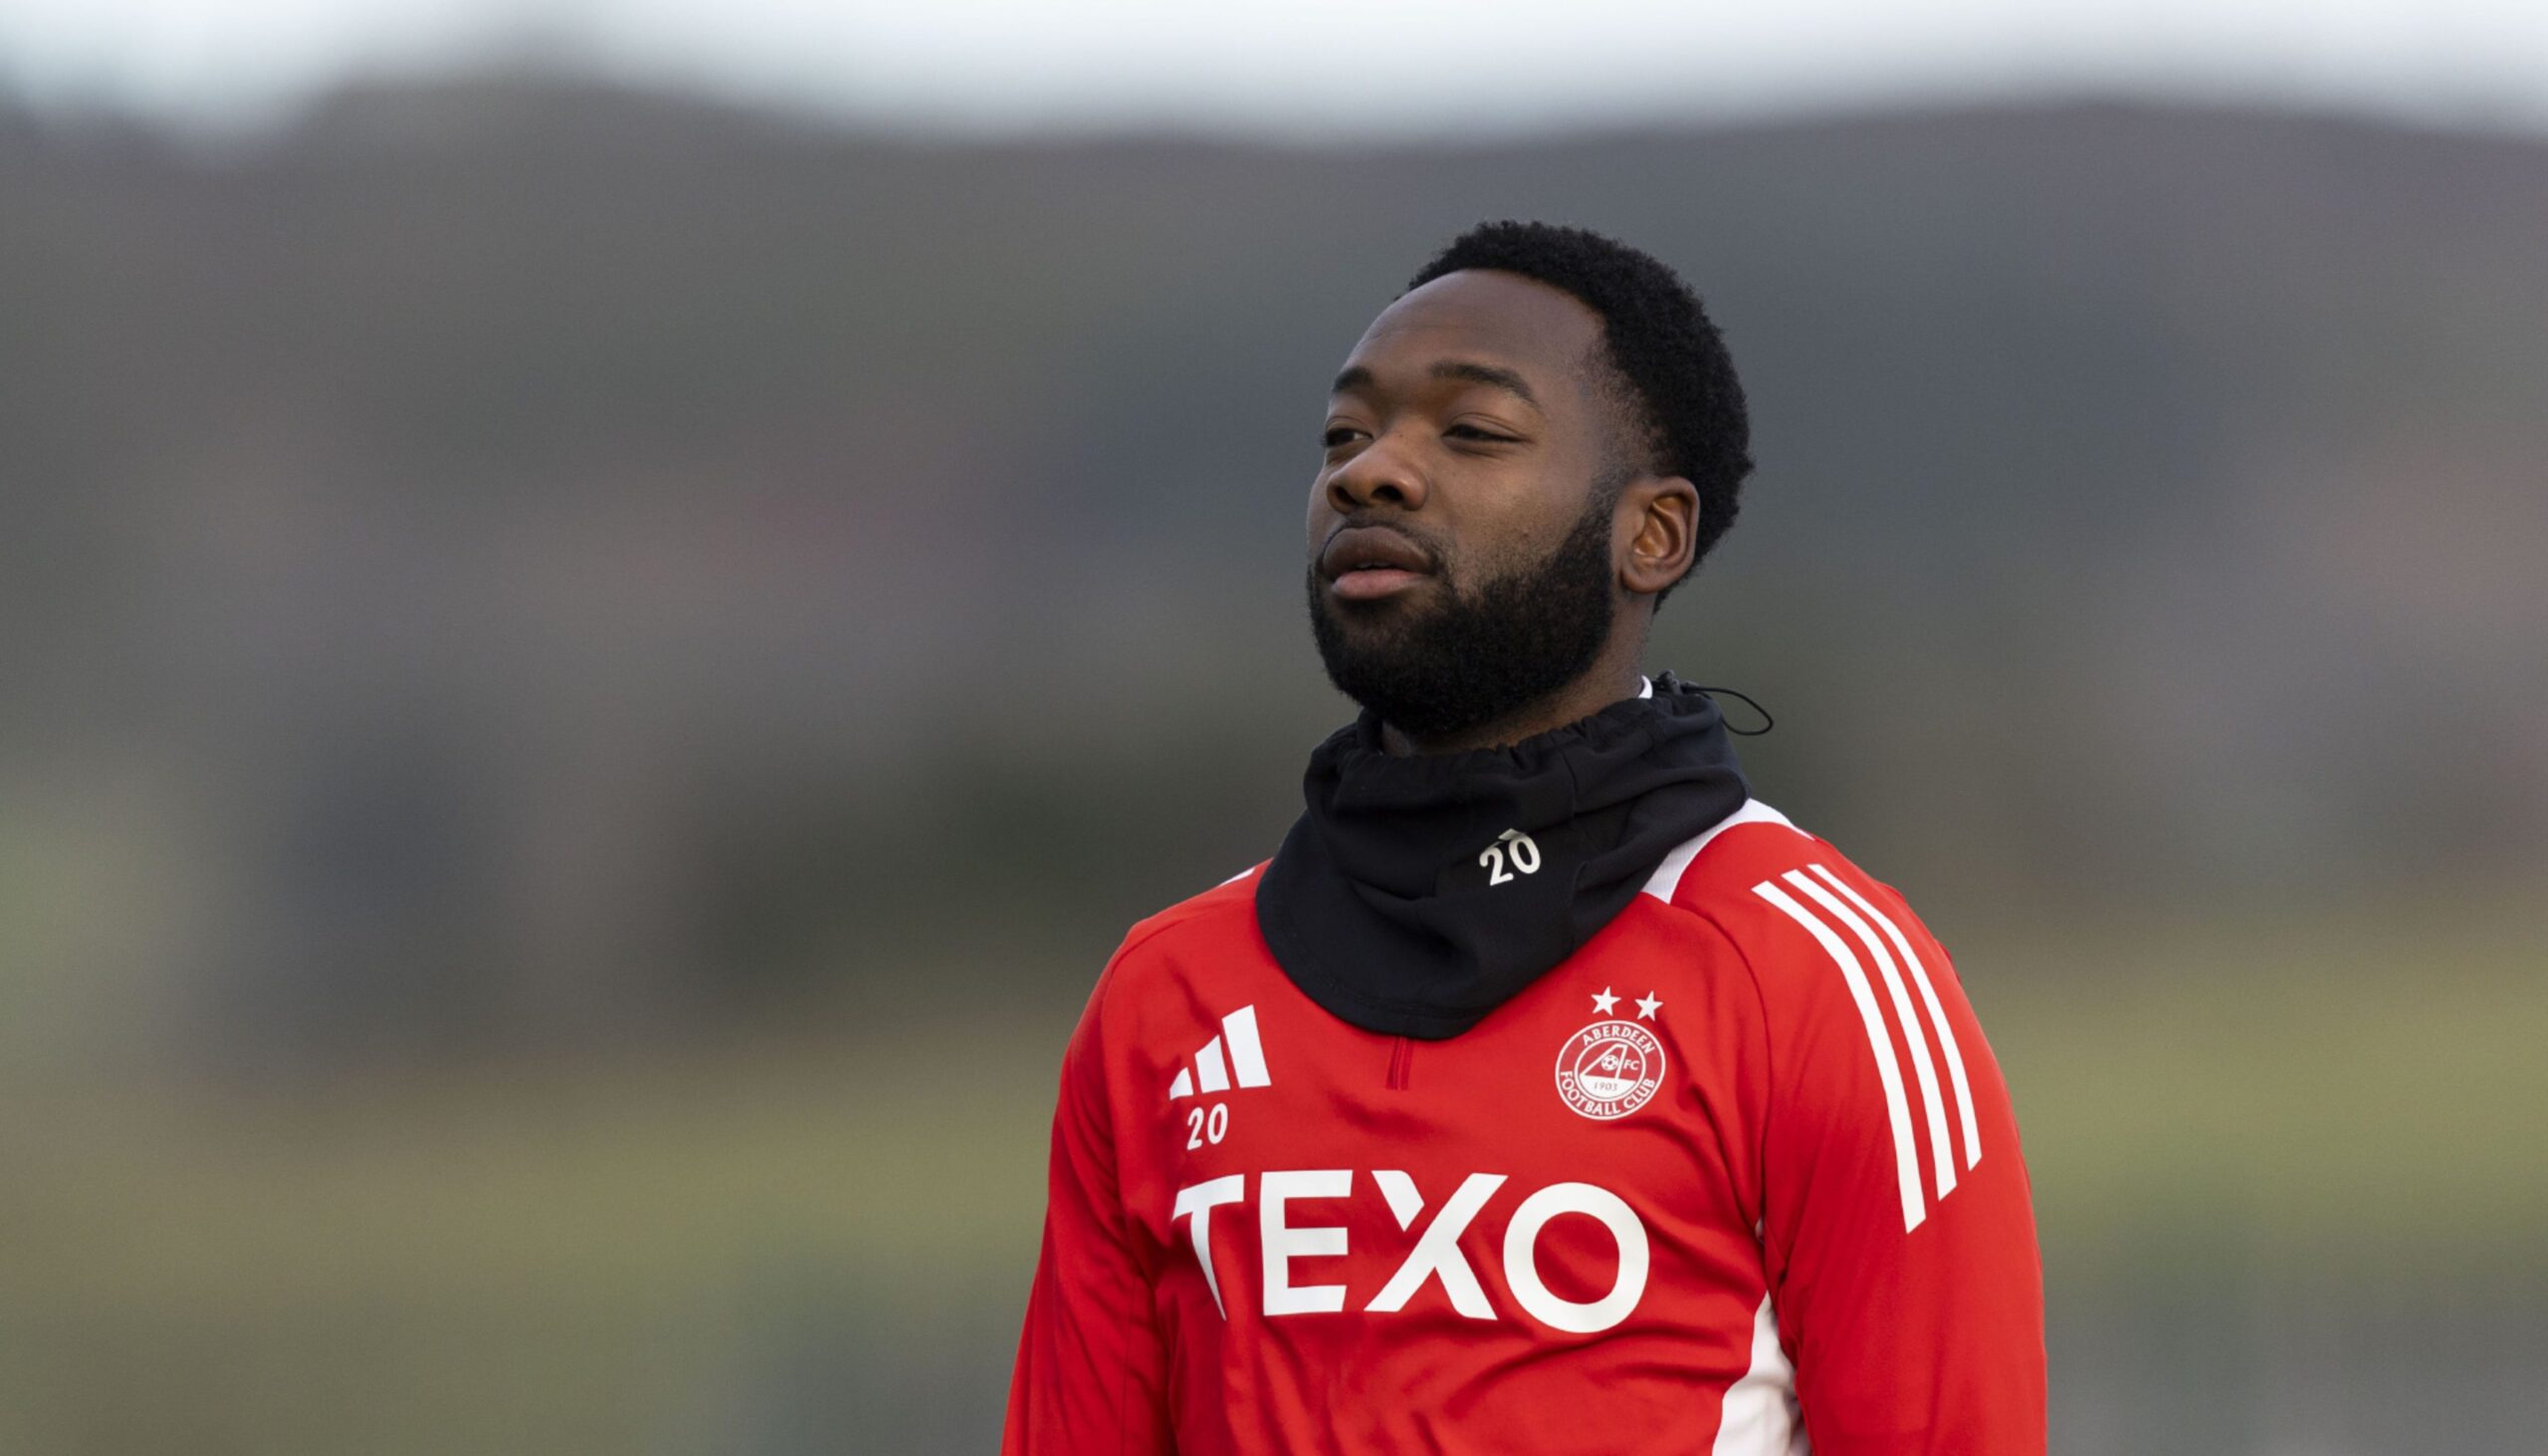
[1004,800,2045,1454]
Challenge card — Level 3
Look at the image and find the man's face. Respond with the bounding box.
[1307,269,1629,742]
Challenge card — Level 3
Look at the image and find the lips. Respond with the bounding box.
[1319,524,1438,603]
[1319,524,1438,582]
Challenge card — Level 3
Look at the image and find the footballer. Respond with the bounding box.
[1002,221,2046,1453]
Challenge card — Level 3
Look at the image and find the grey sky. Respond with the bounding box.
[2,0,2545,135]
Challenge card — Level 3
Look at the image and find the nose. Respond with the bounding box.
[1324,430,1429,515]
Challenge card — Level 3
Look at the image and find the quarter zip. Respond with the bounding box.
[1385,1035,1412,1091]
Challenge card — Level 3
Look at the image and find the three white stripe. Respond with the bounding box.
[1168,1004,1272,1100]
[1753,865,1980,1232]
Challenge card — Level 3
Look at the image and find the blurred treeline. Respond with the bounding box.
[1,77,2543,1453]
[5,79,2542,1070]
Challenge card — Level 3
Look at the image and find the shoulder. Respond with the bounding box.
[1643,813,2025,1247]
[1109,861,1267,973]
[1638,799,1956,1030]
[1642,799,1924,942]
[1070,861,1269,1050]
[1636,798,1819,912]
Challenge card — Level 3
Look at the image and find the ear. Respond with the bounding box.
[1616,475,1699,599]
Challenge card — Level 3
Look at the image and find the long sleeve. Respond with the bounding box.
[1002,962,1175,1456]
[1732,854,2046,1454]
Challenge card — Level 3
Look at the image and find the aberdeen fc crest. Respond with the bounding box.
[1555,1018,1665,1121]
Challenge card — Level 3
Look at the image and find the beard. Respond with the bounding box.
[1308,487,1619,745]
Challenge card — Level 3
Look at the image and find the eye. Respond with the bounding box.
[1446,424,1518,444]
[1323,425,1366,449]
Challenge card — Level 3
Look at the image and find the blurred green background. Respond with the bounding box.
[1,66,2544,1455]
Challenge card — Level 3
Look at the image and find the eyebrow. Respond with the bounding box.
[1330,359,1542,410]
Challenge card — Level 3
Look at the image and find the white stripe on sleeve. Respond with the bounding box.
[1809,864,1982,1171]
[1788,868,1956,1199]
[1754,880,1927,1232]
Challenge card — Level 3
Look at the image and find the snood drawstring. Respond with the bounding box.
[1691,686,1774,736]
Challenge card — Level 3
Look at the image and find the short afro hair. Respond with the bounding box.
[1405,221,1752,601]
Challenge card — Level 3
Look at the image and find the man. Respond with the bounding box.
[1003,221,2045,1453]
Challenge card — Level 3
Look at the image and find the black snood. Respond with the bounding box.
[1256,671,1749,1040]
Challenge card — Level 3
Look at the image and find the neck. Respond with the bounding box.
[1380,645,1649,756]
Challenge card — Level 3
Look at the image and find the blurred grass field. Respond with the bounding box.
[2,891,2541,1454]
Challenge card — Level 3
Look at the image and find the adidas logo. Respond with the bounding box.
[1168,1005,1272,1101]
